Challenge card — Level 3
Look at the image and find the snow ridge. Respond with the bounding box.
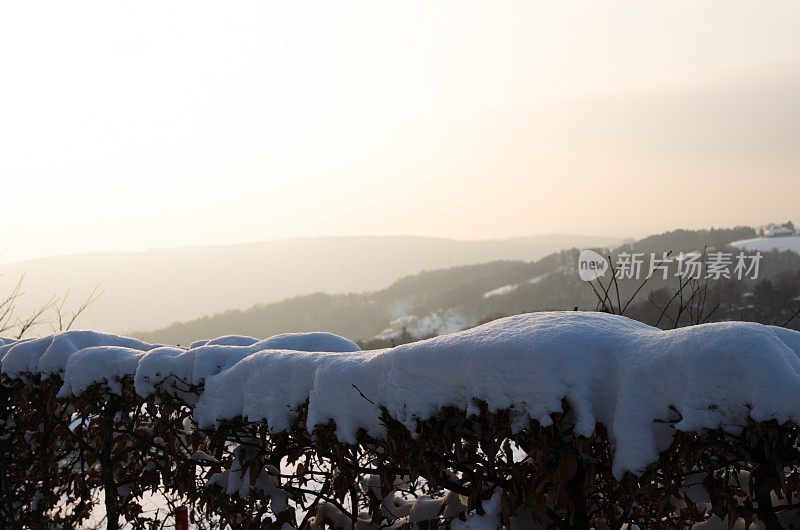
[3,313,800,477]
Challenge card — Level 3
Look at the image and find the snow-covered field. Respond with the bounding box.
[731,235,800,254]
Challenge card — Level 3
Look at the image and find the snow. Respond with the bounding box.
[731,236,800,254]
[58,346,158,397]
[765,225,796,238]
[206,447,290,513]
[483,271,556,298]
[1,330,158,379]
[0,337,25,358]
[191,312,800,478]
[692,515,763,529]
[189,345,261,386]
[481,268,564,298]
[352,476,467,528]
[373,310,467,341]
[134,345,195,397]
[527,273,551,284]
[132,332,359,397]
[451,492,501,530]
[374,268,565,342]
[482,284,517,298]
[5,312,800,480]
[205,335,260,347]
[255,332,360,352]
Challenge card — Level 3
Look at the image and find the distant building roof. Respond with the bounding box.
[765,226,796,238]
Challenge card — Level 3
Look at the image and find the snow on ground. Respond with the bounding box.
[482,266,567,298]
[451,492,503,530]
[526,272,551,284]
[731,236,800,254]
[4,312,800,479]
[482,267,569,299]
[482,284,517,298]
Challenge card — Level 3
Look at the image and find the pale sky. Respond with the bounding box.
[1,1,799,262]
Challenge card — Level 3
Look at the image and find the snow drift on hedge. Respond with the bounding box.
[59,345,184,397]
[3,312,800,477]
[1,330,158,379]
[134,332,361,397]
[190,312,800,477]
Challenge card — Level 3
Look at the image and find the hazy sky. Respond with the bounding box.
[1,1,799,262]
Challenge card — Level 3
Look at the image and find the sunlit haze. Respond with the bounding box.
[2,1,799,262]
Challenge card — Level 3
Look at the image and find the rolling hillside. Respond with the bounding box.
[137,226,800,347]
[0,234,622,334]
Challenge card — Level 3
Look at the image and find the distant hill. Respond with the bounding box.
[139,226,793,347]
[0,234,621,334]
[136,255,583,346]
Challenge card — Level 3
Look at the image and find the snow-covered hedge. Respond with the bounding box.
[2,312,800,529]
